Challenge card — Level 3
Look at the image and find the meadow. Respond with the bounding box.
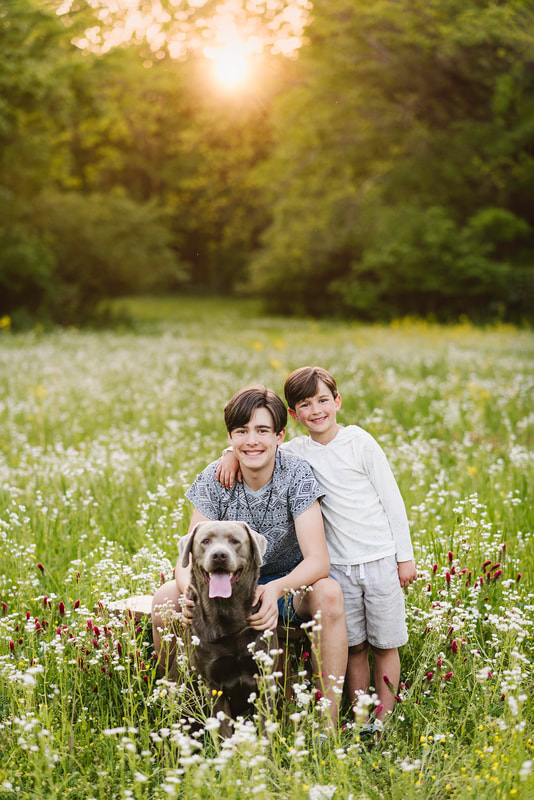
[0,298,532,800]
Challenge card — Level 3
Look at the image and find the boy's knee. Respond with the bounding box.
[370,644,399,658]
[311,577,344,619]
[151,581,179,627]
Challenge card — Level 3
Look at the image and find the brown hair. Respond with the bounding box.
[224,385,287,434]
[284,366,339,410]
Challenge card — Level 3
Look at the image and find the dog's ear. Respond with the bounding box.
[240,522,267,566]
[178,526,198,568]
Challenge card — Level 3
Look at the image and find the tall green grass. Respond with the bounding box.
[0,299,532,799]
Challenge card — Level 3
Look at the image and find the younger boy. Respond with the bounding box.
[218,367,417,731]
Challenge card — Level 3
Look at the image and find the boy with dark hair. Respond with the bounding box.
[152,384,347,727]
[219,368,417,734]
[224,384,288,435]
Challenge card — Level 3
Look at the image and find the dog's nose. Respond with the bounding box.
[211,550,228,565]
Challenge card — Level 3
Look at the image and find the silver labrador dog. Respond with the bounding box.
[179,520,277,734]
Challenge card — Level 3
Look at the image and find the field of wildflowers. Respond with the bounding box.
[0,298,532,799]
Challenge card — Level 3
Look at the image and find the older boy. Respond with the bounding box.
[151,384,347,726]
[219,368,417,731]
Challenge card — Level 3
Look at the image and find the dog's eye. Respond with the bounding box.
[230,538,240,545]
[201,538,210,545]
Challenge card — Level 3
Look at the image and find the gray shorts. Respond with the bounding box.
[330,555,408,649]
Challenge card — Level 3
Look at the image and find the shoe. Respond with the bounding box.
[359,720,383,744]
[312,731,331,750]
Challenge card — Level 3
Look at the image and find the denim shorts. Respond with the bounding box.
[330,556,408,649]
[258,573,306,625]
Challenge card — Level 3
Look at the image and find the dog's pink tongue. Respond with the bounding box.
[209,572,232,599]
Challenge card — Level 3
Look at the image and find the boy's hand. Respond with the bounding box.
[398,560,417,588]
[215,450,242,489]
[248,583,280,632]
[180,586,196,625]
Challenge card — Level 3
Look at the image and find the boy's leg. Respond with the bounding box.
[294,576,347,727]
[370,645,400,720]
[359,556,407,722]
[347,641,370,705]
[151,580,183,680]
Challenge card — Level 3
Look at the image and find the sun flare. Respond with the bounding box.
[206,45,251,90]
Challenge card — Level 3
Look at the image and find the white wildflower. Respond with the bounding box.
[309,784,337,800]
[520,760,532,780]
[398,757,422,773]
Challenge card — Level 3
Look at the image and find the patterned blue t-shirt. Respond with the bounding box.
[185,450,324,577]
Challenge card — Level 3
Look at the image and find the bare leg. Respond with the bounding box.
[151,580,183,680]
[346,641,370,705]
[295,577,347,728]
[273,640,292,709]
[370,645,400,720]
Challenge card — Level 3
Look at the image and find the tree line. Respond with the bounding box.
[1,0,533,326]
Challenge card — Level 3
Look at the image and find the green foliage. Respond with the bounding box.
[0,0,89,195]
[2,0,534,324]
[174,95,273,293]
[0,3,271,323]
[331,204,526,320]
[0,193,56,321]
[251,0,534,321]
[31,190,187,324]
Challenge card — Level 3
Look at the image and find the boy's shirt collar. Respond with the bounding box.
[307,423,344,446]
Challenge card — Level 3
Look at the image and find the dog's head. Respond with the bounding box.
[178,521,267,599]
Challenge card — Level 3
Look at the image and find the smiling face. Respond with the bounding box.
[228,407,285,485]
[288,379,342,444]
[180,521,267,600]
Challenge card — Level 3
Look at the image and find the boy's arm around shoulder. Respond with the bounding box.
[215,448,241,489]
[278,436,305,454]
[215,438,299,490]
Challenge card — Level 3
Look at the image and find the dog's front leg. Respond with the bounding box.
[213,694,233,738]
